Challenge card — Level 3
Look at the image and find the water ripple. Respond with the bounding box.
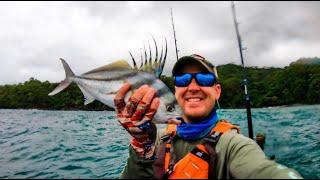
[0,106,319,178]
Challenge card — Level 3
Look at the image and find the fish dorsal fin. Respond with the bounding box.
[83,60,132,75]
[128,38,168,78]
[137,59,163,78]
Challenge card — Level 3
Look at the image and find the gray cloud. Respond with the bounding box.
[0,1,319,85]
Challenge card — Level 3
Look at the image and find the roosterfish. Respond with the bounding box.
[48,39,182,124]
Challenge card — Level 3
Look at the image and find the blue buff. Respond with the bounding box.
[177,109,218,141]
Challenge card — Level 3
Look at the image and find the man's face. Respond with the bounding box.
[174,65,221,123]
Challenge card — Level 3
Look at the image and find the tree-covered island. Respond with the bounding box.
[0,57,319,110]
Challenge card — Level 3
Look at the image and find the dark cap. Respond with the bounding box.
[172,54,218,79]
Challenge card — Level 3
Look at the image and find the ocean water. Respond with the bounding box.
[0,105,319,179]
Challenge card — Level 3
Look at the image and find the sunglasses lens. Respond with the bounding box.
[196,73,215,86]
[175,74,192,87]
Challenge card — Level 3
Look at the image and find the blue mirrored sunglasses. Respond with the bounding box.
[174,73,217,87]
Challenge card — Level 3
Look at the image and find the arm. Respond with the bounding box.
[120,145,155,179]
[120,127,166,179]
[114,83,159,179]
[225,132,303,179]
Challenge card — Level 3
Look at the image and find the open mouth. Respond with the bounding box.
[185,97,203,102]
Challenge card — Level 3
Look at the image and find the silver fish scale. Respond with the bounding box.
[127,72,157,89]
[78,72,180,123]
[81,70,138,81]
[72,77,124,107]
[49,58,182,124]
[72,71,166,107]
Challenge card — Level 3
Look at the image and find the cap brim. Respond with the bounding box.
[172,56,211,75]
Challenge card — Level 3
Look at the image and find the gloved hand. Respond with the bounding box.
[114,83,159,160]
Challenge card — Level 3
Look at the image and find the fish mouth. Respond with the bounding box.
[164,117,182,124]
[153,114,183,124]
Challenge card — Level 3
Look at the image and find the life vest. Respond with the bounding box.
[153,119,240,179]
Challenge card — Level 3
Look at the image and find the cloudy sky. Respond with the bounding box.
[1,1,319,85]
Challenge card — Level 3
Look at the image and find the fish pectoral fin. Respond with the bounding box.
[78,85,95,105]
[84,95,95,105]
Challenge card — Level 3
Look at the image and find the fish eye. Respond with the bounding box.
[166,105,175,112]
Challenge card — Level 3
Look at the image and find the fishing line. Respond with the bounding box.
[216,100,222,118]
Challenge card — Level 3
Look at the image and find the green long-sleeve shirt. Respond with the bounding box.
[121,128,302,179]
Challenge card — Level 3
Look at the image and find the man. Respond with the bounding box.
[114,54,302,179]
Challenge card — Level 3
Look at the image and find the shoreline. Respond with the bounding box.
[222,103,320,110]
[1,104,319,111]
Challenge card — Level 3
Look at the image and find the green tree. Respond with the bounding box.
[0,61,319,110]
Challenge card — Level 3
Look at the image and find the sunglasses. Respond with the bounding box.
[174,73,217,87]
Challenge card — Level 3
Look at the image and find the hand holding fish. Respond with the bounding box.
[114,83,159,159]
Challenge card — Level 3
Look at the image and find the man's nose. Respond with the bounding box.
[187,78,200,91]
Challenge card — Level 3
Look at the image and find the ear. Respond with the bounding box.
[214,84,221,100]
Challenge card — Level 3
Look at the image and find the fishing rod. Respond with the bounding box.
[170,8,179,61]
[231,1,254,140]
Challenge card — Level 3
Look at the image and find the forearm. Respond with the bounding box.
[228,134,303,179]
[120,145,155,179]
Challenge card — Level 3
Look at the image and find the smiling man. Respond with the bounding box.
[172,54,221,122]
[115,54,302,179]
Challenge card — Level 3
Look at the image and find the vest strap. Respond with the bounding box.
[190,146,210,163]
[204,133,222,180]
[153,119,239,179]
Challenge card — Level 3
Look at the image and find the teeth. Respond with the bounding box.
[187,98,201,102]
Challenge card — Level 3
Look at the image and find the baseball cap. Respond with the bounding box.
[172,54,218,79]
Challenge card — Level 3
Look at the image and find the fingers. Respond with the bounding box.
[115,84,159,151]
[114,83,131,113]
[128,97,159,133]
[115,85,158,160]
[128,98,159,139]
[143,97,160,121]
[123,85,149,117]
[131,98,159,142]
[131,88,157,121]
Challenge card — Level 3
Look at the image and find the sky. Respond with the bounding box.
[1,1,319,85]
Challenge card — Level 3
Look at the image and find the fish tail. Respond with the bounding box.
[48,58,75,96]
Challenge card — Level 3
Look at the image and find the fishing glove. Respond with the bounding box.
[114,84,159,160]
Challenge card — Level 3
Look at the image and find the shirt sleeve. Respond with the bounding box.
[226,133,303,179]
[120,128,165,179]
[120,144,155,179]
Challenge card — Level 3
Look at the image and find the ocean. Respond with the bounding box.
[0,105,319,179]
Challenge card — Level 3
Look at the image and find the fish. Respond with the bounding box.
[48,40,182,124]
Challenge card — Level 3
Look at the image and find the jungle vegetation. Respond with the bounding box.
[0,58,319,110]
